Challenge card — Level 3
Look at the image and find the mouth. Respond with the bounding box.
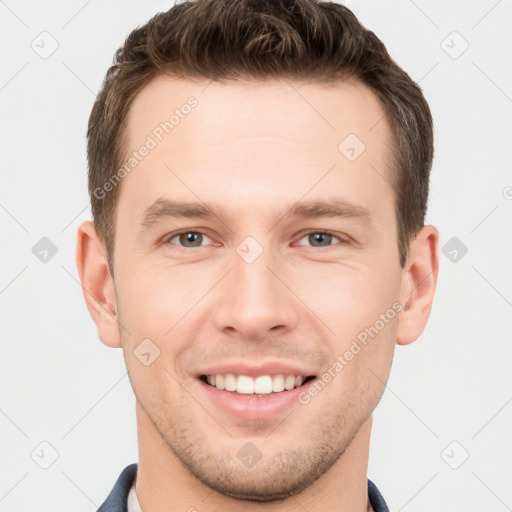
[197,372,317,420]
[199,373,316,397]
[195,363,319,420]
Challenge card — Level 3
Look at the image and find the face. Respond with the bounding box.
[112,76,403,500]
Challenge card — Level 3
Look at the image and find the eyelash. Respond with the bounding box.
[163,229,348,249]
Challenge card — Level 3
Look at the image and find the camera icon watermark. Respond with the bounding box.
[338,133,366,162]
[31,31,59,60]
[31,441,59,469]
[237,442,263,468]
[440,441,469,469]
[442,236,468,263]
[236,236,263,264]
[441,31,469,60]
[32,237,58,263]
[134,338,161,366]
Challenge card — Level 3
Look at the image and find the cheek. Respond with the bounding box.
[116,260,206,334]
[318,310,396,419]
[296,262,400,339]
[115,261,213,381]
[295,261,399,392]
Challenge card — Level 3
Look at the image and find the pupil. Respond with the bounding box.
[181,232,201,247]
[311,233,331,246]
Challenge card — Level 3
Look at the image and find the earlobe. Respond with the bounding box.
[75,221,121,348]
[396,225,439,346]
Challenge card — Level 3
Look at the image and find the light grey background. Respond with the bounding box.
[1,1,511,511]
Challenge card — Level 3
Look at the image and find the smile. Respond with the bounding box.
[201,373,315,395]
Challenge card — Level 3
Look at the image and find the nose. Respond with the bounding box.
[213,244,300,340]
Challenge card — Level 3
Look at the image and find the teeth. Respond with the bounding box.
[237,375,254,394]
[205,373,309,394]
[272,374,285,392]
[224,373,237,392]
[254,375,273,394]
[215,374,225,390]
[284,375,296,390]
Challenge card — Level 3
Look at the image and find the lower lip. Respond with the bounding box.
[198,378,315,421]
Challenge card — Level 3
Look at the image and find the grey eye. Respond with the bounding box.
[309,233,333,246]
[169,231,212,248]
[296,232,341,247]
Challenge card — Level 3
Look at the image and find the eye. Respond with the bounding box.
[165,230,214,248]
[295,231,346,248]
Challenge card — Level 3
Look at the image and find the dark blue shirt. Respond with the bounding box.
[97,463,389,512]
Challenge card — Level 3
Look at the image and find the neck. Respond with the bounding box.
[135,401,373,512]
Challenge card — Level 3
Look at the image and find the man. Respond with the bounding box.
[76,0,439,510]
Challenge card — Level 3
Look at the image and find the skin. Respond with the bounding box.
[76,76,439,512]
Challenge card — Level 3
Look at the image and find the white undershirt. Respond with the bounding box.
[127,478,142,512]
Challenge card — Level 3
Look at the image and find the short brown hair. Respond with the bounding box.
[87,0,433,269]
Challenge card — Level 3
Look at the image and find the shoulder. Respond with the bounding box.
[368,479,389,512]
[96,463,138,512]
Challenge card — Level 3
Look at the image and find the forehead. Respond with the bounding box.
[126,75,391,149]
[118,75,394,228]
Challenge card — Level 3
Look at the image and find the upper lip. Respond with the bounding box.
[197,360,317,378]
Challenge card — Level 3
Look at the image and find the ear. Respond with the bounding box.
[396,225,439,346]
[75,221,121,348]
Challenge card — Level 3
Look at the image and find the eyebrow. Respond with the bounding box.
[140,197,372,228]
